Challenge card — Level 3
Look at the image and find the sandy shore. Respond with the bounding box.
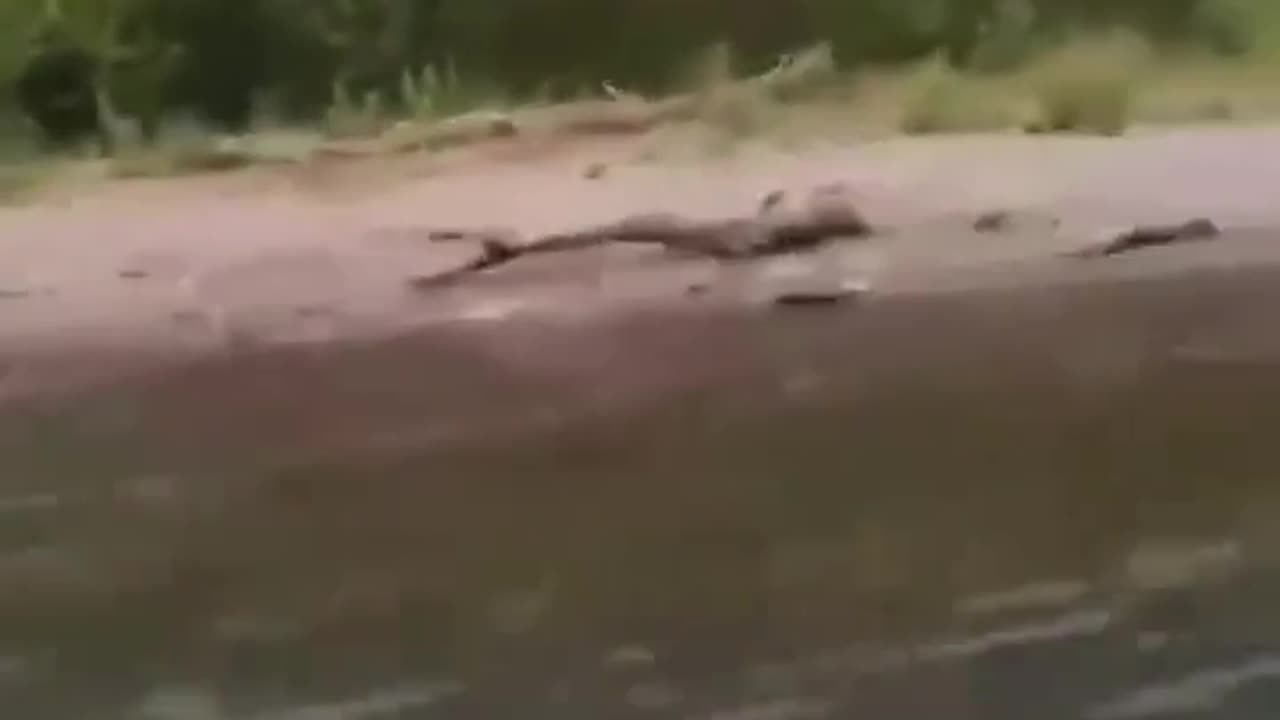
[1,125,1279,395]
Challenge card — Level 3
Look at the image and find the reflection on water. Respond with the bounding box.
[954,579,1091,617]
[4,342,1280,719]
[1089,656,1280,720]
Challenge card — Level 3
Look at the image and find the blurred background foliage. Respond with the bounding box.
[0,0,1274,136]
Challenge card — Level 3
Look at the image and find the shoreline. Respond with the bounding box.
[2,127,1280,398]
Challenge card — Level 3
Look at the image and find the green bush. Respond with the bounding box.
[323,81,386,138]
[399,61,508,122]
[2,0,1277,151]
[1024,33,1147,135]
[109,135,254,178]
[898,56,1015,134]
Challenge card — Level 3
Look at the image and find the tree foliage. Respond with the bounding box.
[0,0,1270,133]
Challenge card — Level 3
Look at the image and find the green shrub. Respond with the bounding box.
[324,81,386,138]
[898,56,1014,134]
[760,43,840,103]
[672,43,774,137]
[684,41,736,95]
[399,61,505,120]
[1188,0,1261,56]
[6,0,1280,160]
[1024,33,1147,135]
[698,86,777,136]
[109,133,256,178]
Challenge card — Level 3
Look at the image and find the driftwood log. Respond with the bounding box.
[408,184,873,290]
[1068,218,1221,259]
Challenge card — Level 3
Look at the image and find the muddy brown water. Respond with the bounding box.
[4,241,1280,719]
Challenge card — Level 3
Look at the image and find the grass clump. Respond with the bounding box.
[110,142,252,179]
[678,42,780,139]
[897,56,1015,134]
[1022,32,1148,136]
[0,162,54,203]
[682,42,736,98]
[699,86,778,137]
[324,81,388,139]
[759,43,840,103]
[399,61,507,121]
[109,125,266,179]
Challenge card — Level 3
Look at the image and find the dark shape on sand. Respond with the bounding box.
[1071,218,1221,259]
[974,210,1010,233]
[758,190,787,214]
[771,287,865,308]
[407,239,522,290]
[427,227,522,246]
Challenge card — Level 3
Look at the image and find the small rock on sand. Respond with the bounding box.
[758,189,787,214]
[771,278,871,308]
[973,210,1011,233]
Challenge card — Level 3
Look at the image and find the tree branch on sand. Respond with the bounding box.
[406,183,873,291]
[1065,218,1220,259]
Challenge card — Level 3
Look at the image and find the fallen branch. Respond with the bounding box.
[406,184,873,291]
[407,238,524,290]
[1067,218,1220,259]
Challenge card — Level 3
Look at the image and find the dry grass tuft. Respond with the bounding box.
[897,56,1017,134]
[1021,32,1148,136]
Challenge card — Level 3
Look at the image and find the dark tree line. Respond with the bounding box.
[1,0,1260,149]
